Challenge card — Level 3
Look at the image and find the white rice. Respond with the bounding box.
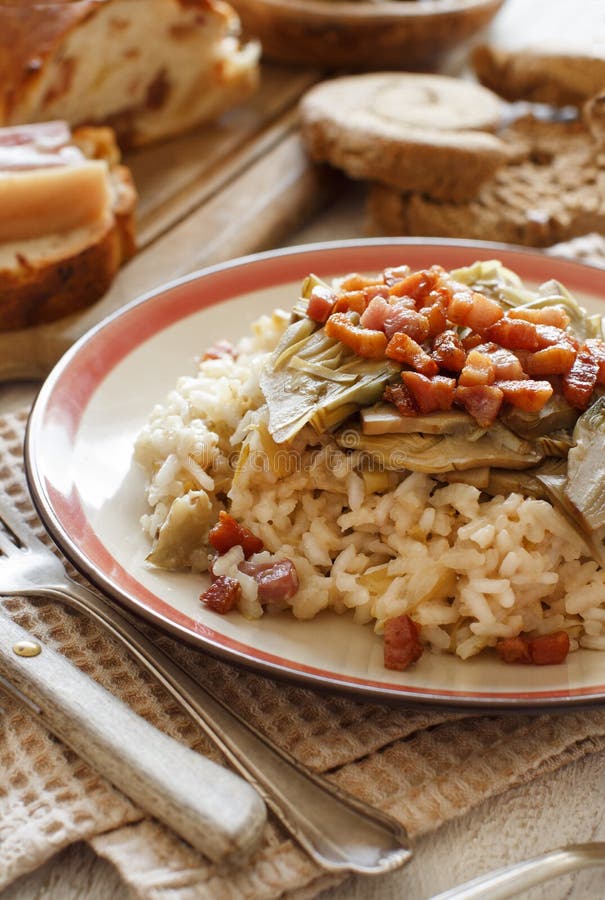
[134,312,605,661]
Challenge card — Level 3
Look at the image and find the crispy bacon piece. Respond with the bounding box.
[388,267,441,305]
[461,332,483,351]
[383,307,430,342]
[447,287,503,331]
[484,317,541,351]
[562,344,599,410]
[497,378,553,412]
[458,349,496,386]
[383,265,411,286]
[497,631,570,665]
[455,384,504,427]
[325,312,388,359]
[431,329,466,372]
[386,332,439,375]
[384,614,424,671]
[307,285,336,323]
[421,296,448,337]
[507,306,570,329]
[585,338,605,383]
[208,511,264,558]
[332,290,367,315]
[239,558,299,604]
[518,344,577,376]
[495,635,532,664]
[402,372,455,414]
[339,272,384,291]
[474,343,527,380]
[383,382,418,416]
[200,575,241,614]
[202,339,237,361]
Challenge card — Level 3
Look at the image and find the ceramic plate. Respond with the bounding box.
[25,238,605,708]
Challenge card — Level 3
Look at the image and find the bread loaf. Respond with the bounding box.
[0,121,136,330]
[0,0,260,147]
[300,73,510,203]
[368,116,605,249]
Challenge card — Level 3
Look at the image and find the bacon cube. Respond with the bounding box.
[384,615,424,670]
[402,372,455,414]
[431,329,466,372]
[458,349,496,386]
[562,344,599,409]
[386,332,439,376]
[455,384,503,427]
[325,312,388,359]
[307,285,336,323]
[497,379,553,412]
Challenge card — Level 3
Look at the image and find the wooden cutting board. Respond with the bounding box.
[0,64,340,382]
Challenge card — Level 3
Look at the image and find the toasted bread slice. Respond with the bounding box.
[0,124,136,330]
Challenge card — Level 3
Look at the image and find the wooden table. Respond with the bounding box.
[4,1,605,897]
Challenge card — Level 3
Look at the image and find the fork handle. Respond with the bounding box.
[47,579,410,875]
[0,605,266,863]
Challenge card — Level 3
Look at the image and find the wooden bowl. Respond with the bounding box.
[230,0,505,70]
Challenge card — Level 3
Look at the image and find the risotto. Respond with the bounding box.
[135,260,605,670]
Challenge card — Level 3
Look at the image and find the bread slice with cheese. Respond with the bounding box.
[0,0,260,147]
[0,121,136,330]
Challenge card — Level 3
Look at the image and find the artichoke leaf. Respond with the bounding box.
[361,404,477,436]
[260,316,399,444]
[499,393,579,439]
[335,422,542,474]
[565,397,605,530]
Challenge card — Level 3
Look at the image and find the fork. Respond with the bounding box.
[0,490,411,876]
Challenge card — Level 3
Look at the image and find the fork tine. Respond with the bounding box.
[0,490,46,553]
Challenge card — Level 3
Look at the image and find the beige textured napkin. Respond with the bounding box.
[3,235,605,897]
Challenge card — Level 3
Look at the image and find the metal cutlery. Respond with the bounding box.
[0,605,266,864]
[0,491,411,875]
[433,841,605,899]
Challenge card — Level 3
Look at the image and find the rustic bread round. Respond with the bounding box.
[473,45,605,108]
[300,73,510,203]
[367,116,605,248]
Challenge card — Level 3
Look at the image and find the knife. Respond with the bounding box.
[0,605,266,863]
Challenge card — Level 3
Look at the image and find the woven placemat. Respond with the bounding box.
[2,419,605,898]
[3,236,605,897]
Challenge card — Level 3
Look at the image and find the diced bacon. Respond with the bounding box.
[383,265,411,286]
[529,631,570,665]
[447,287,503,331]
[333,290,367,315]
[384,615,424,671]
[402,372,455,414]
[461,332,483,351]
[307,285,336,323]
[484,317,541,351]
[458,349,496,386]
[562,344,599,409]
[200,575,241,614]
[383,307,430,342]
[586,338,605,384]
[325,312,388,358]
[517,344,576,376]
[507,306,570,329]
[239,558,299,605]
[475,344,527,380]
[496,636,532,664]
[386,332,439,375]
[497,631,570,665]
[455,384,503,427]
[422,297,448,337]
[383,382,418,416]
[339,272,384,291]
[208,511,264,558]
[431,329,466,372]
[202,339,237,361]
[388,267,443,305]
[497,379,553,412]
[360,295,396,331]
[534,325,578,350]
